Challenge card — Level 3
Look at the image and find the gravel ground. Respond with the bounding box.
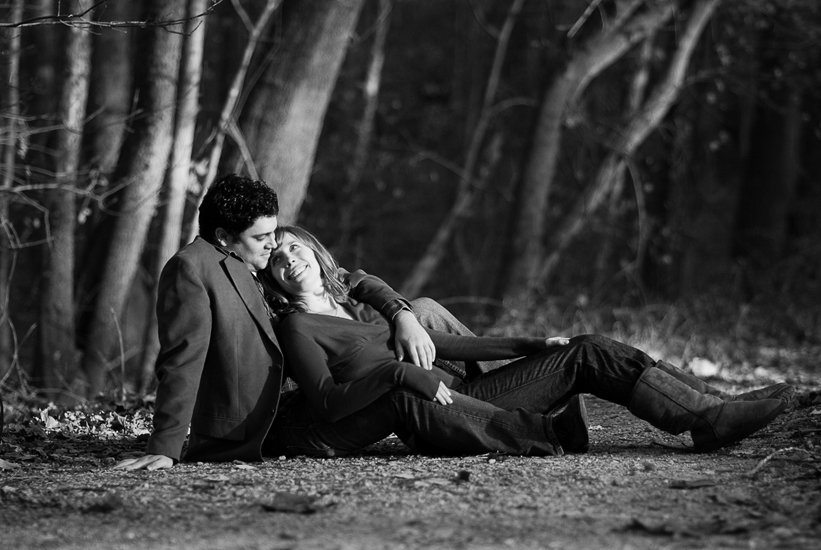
[2,381,821,550]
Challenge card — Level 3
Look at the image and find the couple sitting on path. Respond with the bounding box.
[116,174,794,470]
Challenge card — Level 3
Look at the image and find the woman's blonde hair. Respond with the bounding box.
[259,225,351,315]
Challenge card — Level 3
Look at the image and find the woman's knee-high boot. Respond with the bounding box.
[628,367,792,452]
[654,361,794,402]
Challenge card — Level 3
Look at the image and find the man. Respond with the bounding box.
[118,174,788,468]
[116,174,578,470]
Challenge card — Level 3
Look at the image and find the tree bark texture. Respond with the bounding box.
[400,0,524,298]
[504,0,676,298]
[138,0,208,394]
[734,92,803,264]
[37,0,92,395]
[81,0,183,397]
[232,0,367,224]
[336,0,392,252]
[185,0,282,244]
[86,0,136,176]
[593,32,655,296]
[529,0,721,294]
[0,0,23,383]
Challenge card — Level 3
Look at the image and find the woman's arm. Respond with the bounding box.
[343,269,435,369]
[427,329,559,361]
[278,319,441,422]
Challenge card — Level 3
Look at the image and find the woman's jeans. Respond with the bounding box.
[267,299,656,457]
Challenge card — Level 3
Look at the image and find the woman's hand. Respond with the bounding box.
[545,336,570,347]
[393,310,436,370]
[433,381,452,405]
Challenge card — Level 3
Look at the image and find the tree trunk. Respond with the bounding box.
[532,0,721,293]
[37,0,92,396]
[734,91,802,265]
[138,0,208,394]
[75,0,138,340]
[504,0,676,298]
[81,0,183,397]
[232,0,367,224]
[400,0,524,298]
[336,0,392,251]
[593,31,655,296]
[0,0,23,384]
[185,0,282,244]
[86,0,137,176]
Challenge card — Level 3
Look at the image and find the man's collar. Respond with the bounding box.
[206,237,248,266]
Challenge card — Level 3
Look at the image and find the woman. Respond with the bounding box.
[262,226,793,457]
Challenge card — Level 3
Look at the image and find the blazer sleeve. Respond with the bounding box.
[278,319,439,422]
[427,329,547,361]
[342,268,411,320]
[146,255,212,461]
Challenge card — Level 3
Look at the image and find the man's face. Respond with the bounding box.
[222,216,278,272]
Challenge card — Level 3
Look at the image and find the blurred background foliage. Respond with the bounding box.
[0,0,819,402]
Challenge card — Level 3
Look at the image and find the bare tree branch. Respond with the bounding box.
[184,0,282,243]
[0,0,226,29]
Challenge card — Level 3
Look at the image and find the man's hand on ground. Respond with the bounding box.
[114,454,174,470]
[393,310,435,370]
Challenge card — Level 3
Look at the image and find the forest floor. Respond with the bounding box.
[2,359,821,549]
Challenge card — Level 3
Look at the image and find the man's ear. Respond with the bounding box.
[214,228,229,247]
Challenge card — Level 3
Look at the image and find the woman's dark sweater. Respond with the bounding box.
[275,302,546,422]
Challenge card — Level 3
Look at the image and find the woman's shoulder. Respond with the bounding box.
[276,312,319,332]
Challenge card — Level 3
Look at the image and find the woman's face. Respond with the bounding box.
[269,233,323,295]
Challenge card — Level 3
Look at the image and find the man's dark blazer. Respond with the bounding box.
[146,237,405,462]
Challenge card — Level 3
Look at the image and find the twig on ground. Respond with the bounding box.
[744,447,807,478]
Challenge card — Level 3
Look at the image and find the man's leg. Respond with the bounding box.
[267,388,563,458]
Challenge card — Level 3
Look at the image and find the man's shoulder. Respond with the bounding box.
[160,238,226,283]
[167,238,223,267]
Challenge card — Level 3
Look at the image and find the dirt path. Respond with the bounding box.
[2,387,821,550]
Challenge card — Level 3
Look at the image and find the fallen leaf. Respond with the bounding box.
[0,458,20,470]
[669,479,717,489]
[82,491,124,514]
[203,475,230,483]
[259,492,321,514]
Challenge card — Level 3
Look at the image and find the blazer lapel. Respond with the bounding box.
[224,257,278,346]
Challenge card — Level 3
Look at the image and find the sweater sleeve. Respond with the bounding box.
[278,318,440,422]
[426,329,546,361]
[342,268,412,320]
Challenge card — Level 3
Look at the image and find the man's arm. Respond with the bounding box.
[344,269,435,369]
[115,255,213,469]
[115,454,173,470]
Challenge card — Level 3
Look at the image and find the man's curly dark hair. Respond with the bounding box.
[198,174,279,242]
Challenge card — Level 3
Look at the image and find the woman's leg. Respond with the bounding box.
[457,334,793,452]
[267,388,563,457]
[655,360,794,402]
[458,334,651,412]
